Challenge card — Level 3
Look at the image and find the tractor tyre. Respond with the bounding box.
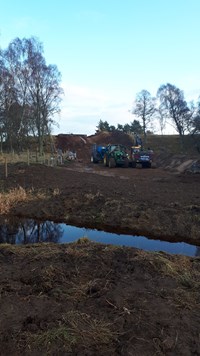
[124,158,129,168]
[91,156,98,163]
[109,157,116,168]
[104,156,108,166]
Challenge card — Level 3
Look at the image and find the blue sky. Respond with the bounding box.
[0,0,200,135]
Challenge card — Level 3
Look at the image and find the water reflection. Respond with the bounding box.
[0,219,62,244]
[0,218,199,257]
[195,247,200,257]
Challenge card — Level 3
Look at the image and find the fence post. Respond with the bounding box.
[27,150,30,166]
[5,157,8,178]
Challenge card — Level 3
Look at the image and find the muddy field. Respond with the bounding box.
[0,154,200,355]
[1,159,200,244]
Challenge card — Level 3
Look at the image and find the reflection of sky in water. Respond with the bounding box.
[0,219,199,257]
[61,224,198,257]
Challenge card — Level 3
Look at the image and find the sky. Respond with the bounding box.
[0,0,200,135]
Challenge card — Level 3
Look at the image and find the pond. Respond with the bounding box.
[0,218,199,257]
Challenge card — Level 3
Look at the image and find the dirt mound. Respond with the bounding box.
[88,131,134,146]
[55,132,135,162]
[55,134,88,161]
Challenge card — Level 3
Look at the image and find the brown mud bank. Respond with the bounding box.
[0,162,200,246]
[0,241,200,355]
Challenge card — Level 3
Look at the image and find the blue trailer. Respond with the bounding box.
[91,144,107,163]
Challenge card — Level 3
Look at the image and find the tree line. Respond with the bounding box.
[96,119,145,135]
[134,86,200,144]
[0,37,63,154]
[97,85,200,149]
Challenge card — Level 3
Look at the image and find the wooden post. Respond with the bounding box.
[5,157,8,178]
[27,150,30,166]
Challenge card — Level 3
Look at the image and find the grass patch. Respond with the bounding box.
[76,237,90,244]
[27,325,76,354]
[0,186,28,213]
[150,253,192,277]
[21,312,117,354]
[62,311,117,346]
[0,186,54,214]
[179,272,199,289]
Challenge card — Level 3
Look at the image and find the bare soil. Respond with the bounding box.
[2,160,200,244]
[0,132,200,355]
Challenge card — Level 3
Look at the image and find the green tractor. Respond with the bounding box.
[103,144,129,168]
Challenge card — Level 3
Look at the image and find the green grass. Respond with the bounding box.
[144,134,200,155]
[30,325,77,353]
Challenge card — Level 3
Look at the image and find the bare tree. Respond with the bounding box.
[0,37,63,153]
[192,98,200,134]
[132,90,156,143]
[157,83,190,148]
[156,105,166,135]
[0,61,18,151]
[188,98,200,153]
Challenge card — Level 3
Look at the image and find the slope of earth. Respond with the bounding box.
[0,242,199,355]
[0,160,200,245]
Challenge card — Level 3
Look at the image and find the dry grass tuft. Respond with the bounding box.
[62,310,117,346]
[0,186,28,213]
[76,237,90,244]
[20,311,116,354]
[0,186,50,214]
[149,253,193,277]
[22,325,76,354]
[65,245,89,258]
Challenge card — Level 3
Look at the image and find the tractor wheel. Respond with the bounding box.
[124,158,129,168]
[104,156,108,166]
[91,156,98,163]
[109,157,116,168]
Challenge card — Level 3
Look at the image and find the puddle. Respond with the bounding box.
[0,218,199,257]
